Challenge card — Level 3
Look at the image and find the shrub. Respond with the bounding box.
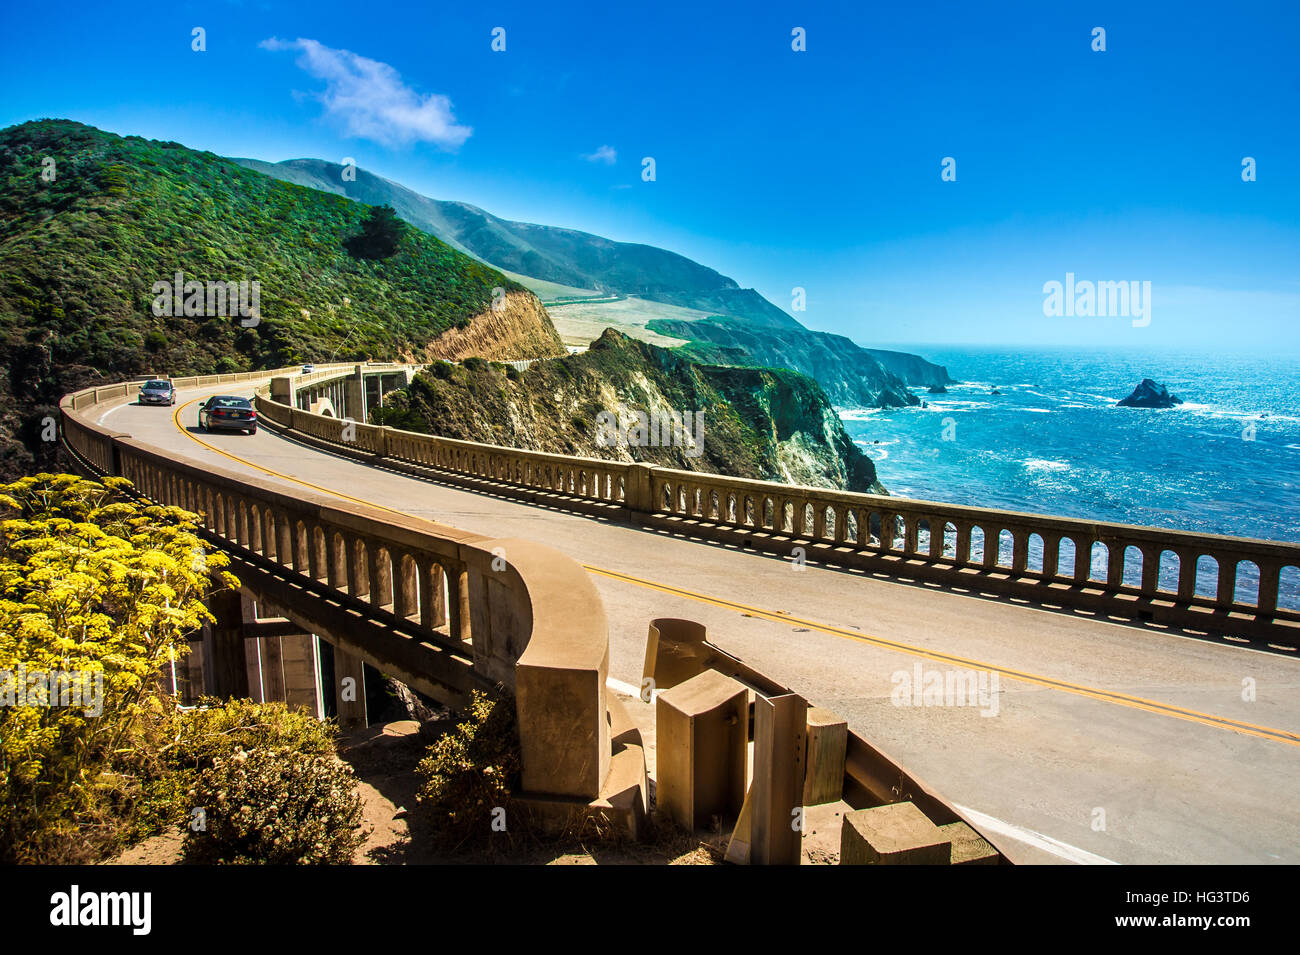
[0,473,232,863]
[182,745,366,864]
[343,204,405,260]
[427,360,456,381]
[163,697,337,774]
[416,691,520,849]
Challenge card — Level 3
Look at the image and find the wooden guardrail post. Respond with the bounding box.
[841,802,953,865]
[746,692,807,865]
[803,707,848,806]
[655,670,748,830]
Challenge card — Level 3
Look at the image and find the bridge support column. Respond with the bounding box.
[245,628,324,716]
[331,645,369,729]
[280,633,323,718]
[207,587,249,699]
[345,373,365,423]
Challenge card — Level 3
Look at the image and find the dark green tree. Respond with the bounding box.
[344,204,406,260]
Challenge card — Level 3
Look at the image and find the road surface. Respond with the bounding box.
[97,379,1300,864]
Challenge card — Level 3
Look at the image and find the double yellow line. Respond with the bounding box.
[170,395,1300,748]
[173,397,402,515]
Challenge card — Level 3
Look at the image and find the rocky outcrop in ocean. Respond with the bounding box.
[1118,379,1183,408]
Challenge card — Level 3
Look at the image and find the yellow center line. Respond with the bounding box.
[172,397,416,517]
[168,393,1300,748]
[585,565,1300,747]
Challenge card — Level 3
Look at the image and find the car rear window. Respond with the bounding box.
[144,380,170,389]
[212,398,251,408]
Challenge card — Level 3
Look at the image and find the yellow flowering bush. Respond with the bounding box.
[0,473,234,863]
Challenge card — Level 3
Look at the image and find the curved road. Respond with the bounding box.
[98,379,1300,865]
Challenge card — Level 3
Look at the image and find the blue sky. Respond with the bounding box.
[1,0,1297,349]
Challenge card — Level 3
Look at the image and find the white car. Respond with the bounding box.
[301,363,315,375]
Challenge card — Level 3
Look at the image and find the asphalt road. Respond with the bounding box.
[97,379,1300,865]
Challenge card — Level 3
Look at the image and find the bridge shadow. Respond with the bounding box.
[336,717,454,864]
[256,419,1299,659]
[335,717,722,864]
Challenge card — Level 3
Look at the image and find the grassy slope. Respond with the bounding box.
[237,157,802,329]
[0,119,520,477]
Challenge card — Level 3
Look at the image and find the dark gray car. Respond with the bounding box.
[198,396,258,434]
[139,379,176,406]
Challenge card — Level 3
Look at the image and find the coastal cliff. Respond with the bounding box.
[647,316,923,408]
[375,329,884,493]
[424,290,566,362]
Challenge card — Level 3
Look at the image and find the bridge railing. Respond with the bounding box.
[255,384,636,506]
[254,383,1300,647]
[59,375,613,801]
[61,371,1015,856]
[648,467,1300,621]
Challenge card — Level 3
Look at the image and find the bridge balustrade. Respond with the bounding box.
[58,377,614,801]
[251,378,1300,648]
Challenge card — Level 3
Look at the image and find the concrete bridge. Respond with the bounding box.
[272,362,421,421]
[58,364,1300,864]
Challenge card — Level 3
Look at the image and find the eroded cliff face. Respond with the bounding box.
[376,329,884,494]
[703,364,883,492]
[423,290,567,362]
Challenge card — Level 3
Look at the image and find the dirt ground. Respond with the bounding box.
[107,717,749,866]
[108,682,848,866]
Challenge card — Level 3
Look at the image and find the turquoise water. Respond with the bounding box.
[840,346,1300,604]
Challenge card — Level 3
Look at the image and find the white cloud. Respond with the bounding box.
[261,37,471,149]
[582,144,617,165]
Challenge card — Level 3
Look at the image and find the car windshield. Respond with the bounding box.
[144,380,170,389]
[211,397,251,408]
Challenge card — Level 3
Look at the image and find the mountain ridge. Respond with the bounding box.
[233,156,954,397]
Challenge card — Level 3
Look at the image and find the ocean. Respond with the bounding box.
[840,346,1300,606]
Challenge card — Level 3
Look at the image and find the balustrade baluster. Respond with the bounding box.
[1176,550,1197,600]
[394,551,418,620]
[1257,562,1280,615]
[276,516,293,568]
[1106,540,1125,590]
[1216,557,1236,609]
[1042,535,1061,579]
[1012,529,1029,574]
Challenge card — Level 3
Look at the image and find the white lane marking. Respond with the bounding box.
[953,803,1119,865]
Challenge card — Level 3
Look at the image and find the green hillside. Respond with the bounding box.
[376,329,883,493]
[0,119,519,477]
[235,156,803,329]
[238,155,955,394]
